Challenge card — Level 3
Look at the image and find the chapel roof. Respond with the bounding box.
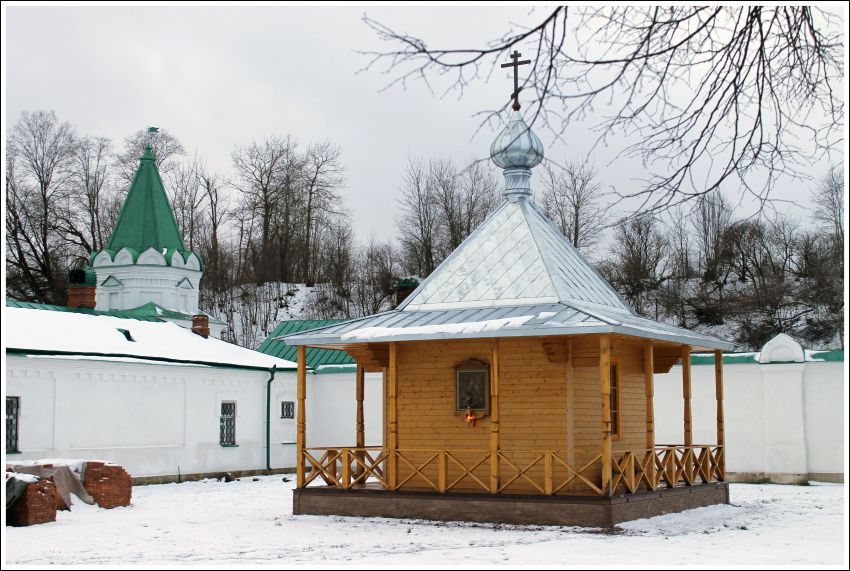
[283,111,733,351]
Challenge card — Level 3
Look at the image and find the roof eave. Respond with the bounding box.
[283,323,734,351]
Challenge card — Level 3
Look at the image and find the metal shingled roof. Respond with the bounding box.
[282,194,731,350]
[281,302,734,351]
[258,320,355,368]
[398,199,633,312]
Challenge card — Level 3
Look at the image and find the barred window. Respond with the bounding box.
[281,401,295,419]
[220,401,236,446]
[6,396,20,453]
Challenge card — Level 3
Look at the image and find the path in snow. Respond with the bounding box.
[4,478,846,566]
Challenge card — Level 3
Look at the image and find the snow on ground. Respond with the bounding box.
[4,478,846,567]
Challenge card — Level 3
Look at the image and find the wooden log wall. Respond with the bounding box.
[386,334,653,494]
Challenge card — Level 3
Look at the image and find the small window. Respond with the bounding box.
[610,362,621,438]
[455,359,490,414]
[281,401,295,419]
[6,396,20,453]
[220,401,237,446]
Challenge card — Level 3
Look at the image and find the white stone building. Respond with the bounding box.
[4,307,384,480]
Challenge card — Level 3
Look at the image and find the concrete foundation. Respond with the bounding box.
[293,482,730,527]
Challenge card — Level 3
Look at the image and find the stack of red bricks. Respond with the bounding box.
[83,461,132,509]
[6,478,57,527]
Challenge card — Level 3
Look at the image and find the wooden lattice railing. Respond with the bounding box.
[610,445,724,494]
[302,445,722,496]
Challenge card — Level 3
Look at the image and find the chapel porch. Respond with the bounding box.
[291,334,728,525]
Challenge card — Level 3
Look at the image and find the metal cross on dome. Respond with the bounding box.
[501,50,531,111]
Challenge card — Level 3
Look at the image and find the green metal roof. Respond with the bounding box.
[105,145,186,254]
[258,320,355,370]
[690,350,843,365]
[4,300,224,324]
[6,300,164,322]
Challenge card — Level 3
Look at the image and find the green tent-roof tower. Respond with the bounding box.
[88,136,221,336]
[106,144,186,253]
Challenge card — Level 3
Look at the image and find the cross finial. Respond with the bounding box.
[501,50,531,111]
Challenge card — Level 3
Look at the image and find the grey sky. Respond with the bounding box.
[5,5,840,242]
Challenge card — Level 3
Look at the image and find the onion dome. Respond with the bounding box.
[489,111,544,201]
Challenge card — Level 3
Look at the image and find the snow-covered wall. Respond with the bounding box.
[5,356,383,479]
[654,359,844,483]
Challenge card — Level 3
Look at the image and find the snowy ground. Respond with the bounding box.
[4,477,847,567]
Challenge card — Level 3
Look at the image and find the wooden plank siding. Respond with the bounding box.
[384,334,653,495]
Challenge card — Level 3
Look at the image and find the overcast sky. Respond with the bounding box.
[5,5,842,242]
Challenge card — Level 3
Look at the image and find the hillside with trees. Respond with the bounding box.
[6,109,844,350]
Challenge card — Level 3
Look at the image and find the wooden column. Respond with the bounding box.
[387,342,398,489]
[296,345,307,488]
[715,349,726,479]
[356,363,365,448]
[682,346,693,447]
[354,363,366,481]
[600,334,612,495]
[644,341,655,450]
[490,339,501,494]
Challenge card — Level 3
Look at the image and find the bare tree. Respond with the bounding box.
[352,239,399,316]
[363,6,843,212]
[55,135,114,255]
[540,159,605,254]
[397,157,439,276]
[6,110,78,303]
[813,166,844,246]
[604,214,668,315]
[452,160,498,249]
[170,155,208,252]
[232,135,300,282]
[301,141,345,283]
[691,192,733,284]
[115,127,186,186]
[196,164,229,297]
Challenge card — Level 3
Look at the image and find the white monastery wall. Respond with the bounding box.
[655,360,844,483]
[5,356,383,479]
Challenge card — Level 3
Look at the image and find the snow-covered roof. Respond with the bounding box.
[5,307,296,370]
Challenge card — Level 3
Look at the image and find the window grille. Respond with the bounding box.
[281,401,295,419]
[220,401,236,446]
[6,396,20,453]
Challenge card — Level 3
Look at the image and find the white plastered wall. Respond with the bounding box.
[5,356,383,479]
[654,359,844,483]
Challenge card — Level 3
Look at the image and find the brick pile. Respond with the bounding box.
[6,478,57,527]
[83,461,132,509]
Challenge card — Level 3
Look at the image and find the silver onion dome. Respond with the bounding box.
[489,111,544,201]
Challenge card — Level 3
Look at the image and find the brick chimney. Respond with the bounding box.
[67,269,97,309]
[192,314,210,338]
[395,277,420,307]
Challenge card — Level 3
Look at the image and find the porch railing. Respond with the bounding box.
[302,444,723,496]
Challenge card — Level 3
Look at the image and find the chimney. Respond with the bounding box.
[395,277,420,307]
[192,314,210,338]
[67,269,97,309]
